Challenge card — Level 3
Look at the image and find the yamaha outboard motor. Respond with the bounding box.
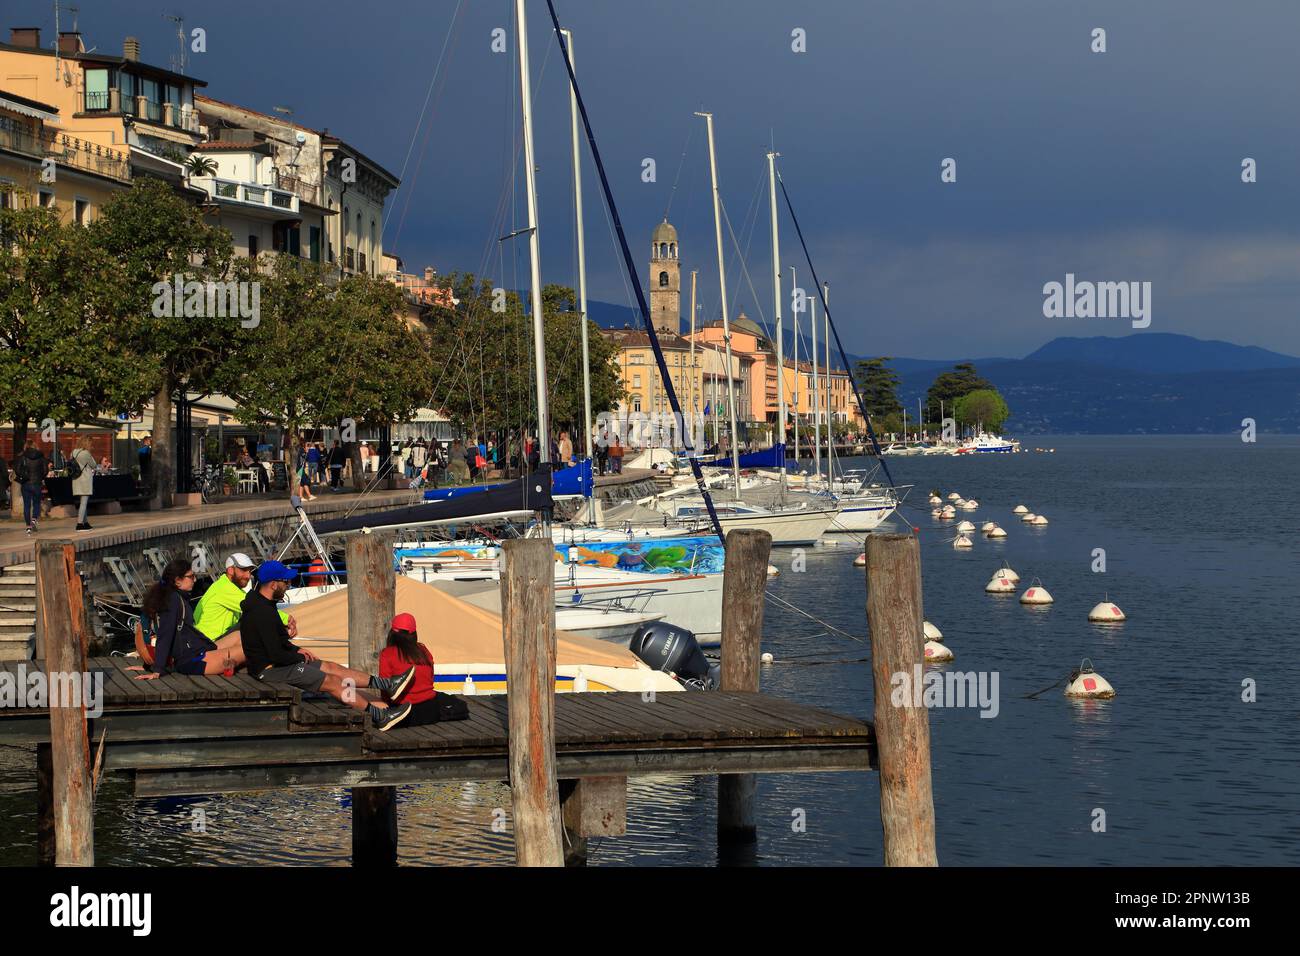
[628,622,718,690]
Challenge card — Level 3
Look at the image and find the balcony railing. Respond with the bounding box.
[84,90,110,111]
[274,172,321,206]
[0,118,131,183]
[206,178,297,213]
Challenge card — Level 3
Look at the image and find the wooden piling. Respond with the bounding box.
[346,530,398,866]
[500,537,563,867]
[865,533,938,867]
[36,539,94,866]
[718,528,772,856]
[36,743,54,866]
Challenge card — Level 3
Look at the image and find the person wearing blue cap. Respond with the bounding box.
[239,560,415,732]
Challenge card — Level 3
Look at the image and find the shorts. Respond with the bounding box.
[176,652,208,676]
[256,659,326,691]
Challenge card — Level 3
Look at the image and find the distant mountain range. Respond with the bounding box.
[582,300,1300,433]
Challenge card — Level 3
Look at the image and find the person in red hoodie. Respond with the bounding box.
[378,613,468,726]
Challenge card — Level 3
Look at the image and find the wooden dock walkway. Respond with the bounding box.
[0,657,876,799]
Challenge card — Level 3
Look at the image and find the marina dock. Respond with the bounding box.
[6,527,937,867]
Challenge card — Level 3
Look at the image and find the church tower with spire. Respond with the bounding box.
[649,218,680,334]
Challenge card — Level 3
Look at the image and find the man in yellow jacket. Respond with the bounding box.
[194,552,296,641]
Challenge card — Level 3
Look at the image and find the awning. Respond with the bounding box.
[0,94,60,123]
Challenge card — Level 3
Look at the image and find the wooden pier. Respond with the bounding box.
[3,529,937,867]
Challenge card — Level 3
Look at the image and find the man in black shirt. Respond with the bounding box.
[240,561,414,731]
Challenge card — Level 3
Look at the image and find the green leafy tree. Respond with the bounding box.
[0,200,147,493]
[220,261,434,492]
[853,357,903,421]
[88,177,235,507]
[925,362,992,424]
[953,388,1010,432]
[423,274,623,455]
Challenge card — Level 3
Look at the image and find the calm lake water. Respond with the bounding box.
[2,434,1296,865]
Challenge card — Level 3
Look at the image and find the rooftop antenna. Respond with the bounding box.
[163,13,186,73]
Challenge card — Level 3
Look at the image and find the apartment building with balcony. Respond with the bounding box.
[323,135,399,278]
[1,28,205,185]
[0,87,131,220]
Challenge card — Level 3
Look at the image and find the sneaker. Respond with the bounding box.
[371,665,416,700]
[25,526,33,536]
[372,702,411,733]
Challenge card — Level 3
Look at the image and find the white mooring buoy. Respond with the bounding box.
[985,575,1016,593]
[957,520,976,532]
[987,525,1007,538]
[767,564,780,577]
[929,495,942,506]
[1013,504,1029,515]
[1020,580,1054,604]
[1021,512,1037,522]
[993,566,1020,583]
[962,499,979,510]
[924,640,954,663]
[981,521,996,532]
[1031,514,1049,525]
[923,620,943,641]
[1088,601,1126,623]
[931,508,942,518]
[947,492,961,501]
[953,534,973,549]
[761,652,774,665]
[853,552,866,567]
[1065,659,1116,699]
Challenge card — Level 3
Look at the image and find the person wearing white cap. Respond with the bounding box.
[193,552,296,644]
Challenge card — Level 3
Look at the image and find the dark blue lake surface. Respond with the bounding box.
[2,435,1296,865]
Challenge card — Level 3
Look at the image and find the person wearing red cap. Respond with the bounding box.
[379,613,468,725]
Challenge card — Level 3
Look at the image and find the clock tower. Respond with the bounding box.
[649,219,680,334]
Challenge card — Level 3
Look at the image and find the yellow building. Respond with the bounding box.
[0,87,130,219]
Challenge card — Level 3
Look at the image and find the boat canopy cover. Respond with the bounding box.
[551,458,593,497]
[420,460,590,501]
[315,465,554,535]
[291,575,641,669]
[701,444,786,470]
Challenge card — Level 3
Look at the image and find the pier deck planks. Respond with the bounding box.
[3,660,876,794]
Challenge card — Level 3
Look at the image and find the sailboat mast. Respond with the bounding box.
[689,269,698,442]
[767,151,786,454]
[823,280,832,482]
[517,0,550,463]
[790,265,799,469]
[810,296,822,486]
[561,28,591,459]
[696,111,743,497]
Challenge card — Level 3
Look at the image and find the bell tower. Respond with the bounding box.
[649,218,680,334]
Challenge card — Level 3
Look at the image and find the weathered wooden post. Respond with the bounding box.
[559,775,627,866]
[347,530,398,866]
[36,539,94,866]
[717,528,772,861]
[500,537,563,866]
[36,743,55,866]
[865,533,938,866]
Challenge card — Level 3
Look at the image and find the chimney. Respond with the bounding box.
[9,27,41,48]
[423,266,435,283]
[123,36,140,61]
[57,31,84,55]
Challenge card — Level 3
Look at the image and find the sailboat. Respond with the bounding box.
[641,113,839,546]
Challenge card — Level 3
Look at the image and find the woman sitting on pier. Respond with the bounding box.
[378,613,468,726]
[134,558,247,679]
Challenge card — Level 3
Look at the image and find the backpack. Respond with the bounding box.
[66,455,82,480]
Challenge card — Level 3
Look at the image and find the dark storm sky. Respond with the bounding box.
[26,0,1300,358]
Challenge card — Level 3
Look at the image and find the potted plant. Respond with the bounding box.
[222,466,236,495]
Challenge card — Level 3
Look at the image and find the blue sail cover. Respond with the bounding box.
[421,458,591,501]
[551,458,593,497]
[702,444,786,470]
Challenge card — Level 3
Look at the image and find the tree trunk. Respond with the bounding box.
[152,384,174,509]
[8,416,28,519]
[349,441,364,492]
[287,423,301,497]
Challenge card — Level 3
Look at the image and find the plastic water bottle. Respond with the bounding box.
[463,675,476,695]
